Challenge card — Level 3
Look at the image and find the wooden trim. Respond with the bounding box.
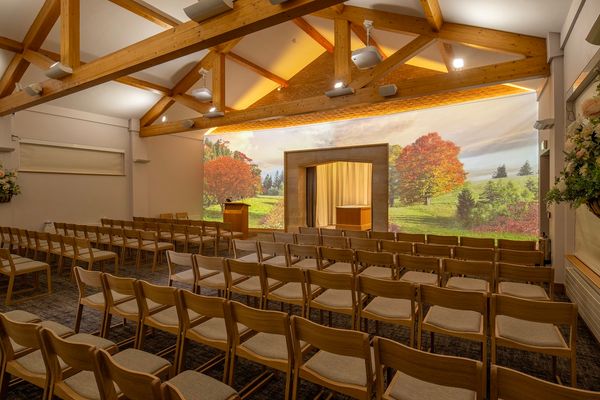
[140,96,174,127]
[566,254,600,289]
[107,0,181,28]
[60,0,80,68]
[0,0,346,116]
[419,0,443,32]
[293,17,334,53]
[0,37,23,53]
[226,52,289,87]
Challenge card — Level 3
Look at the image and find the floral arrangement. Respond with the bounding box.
[0,164,20,199]
[546,80,600,215]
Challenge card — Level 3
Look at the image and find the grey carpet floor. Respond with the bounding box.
[0,253,599,399]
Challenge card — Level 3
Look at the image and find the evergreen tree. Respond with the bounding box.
[492,164,507,179]
[273,170,283,191]
[456,187,476,224]
[517,160,534,176]
[262,174,272,195]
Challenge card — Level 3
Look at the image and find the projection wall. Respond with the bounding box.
[204,93,539,239]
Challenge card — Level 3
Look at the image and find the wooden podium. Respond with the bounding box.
[335,205,372,231]
[223,202,250,238]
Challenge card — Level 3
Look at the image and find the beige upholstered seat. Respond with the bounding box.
[495,315,567,348]
[0,249,52,305]
[291,257,320,270]
[4,309,40,323]
[363,297,412,319]
[325,261,354,273]
[312,289,353,309]
[495,263,553,300]
[191,317,249,342]
[239,332,297,361]
[424,306,482,333]
[387,371,477,400]
[271,282,318,301]
[164,370,239,400]
[308,270,358,329]
[262,255,288,267]
[259,241,290,267]
[497,282,549,300]
[398,254,440,287]
[304,349,374,387]
[400,271,438,286]
[446,277,489,293]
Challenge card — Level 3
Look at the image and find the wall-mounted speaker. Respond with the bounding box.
[378,84,397,97]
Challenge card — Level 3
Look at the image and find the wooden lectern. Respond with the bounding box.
[335,205,372,231]
[223,202,250,238]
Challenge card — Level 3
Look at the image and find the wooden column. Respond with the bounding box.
[212,52,226,111]
[60,0,80,68]
[334,18,351,85]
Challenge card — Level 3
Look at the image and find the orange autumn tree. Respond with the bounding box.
[204,156,259,210]
[396,132,466,205]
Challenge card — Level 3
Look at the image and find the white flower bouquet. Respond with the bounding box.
[0,163,20,202]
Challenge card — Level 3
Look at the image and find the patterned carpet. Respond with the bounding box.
[1,253,599,399]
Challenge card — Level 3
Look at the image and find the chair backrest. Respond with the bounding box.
[395,232,426,243]
[397,254,440,274]
[298,226,319,235]
[273,232,295,244]
[427,234,459,246]
[34,231,50,249]
[0,248,17,273]
[132,221,145,231]
[380,240,413,255]
[62,235,77,254]
[356,250,394,268]
[175,212,189,220]
[490,365,600,400]
[497,249,544,266]
[320,228,343,237]
[178,290,227,330]
[307,269,354,291]
[369,231,395,241]
[0,313,43,362]
[232,239,258,257]
[454,246,496,262]
[321,235,349,249]
[460,236,495,248]
[287,244,319,259]
[258,241,288,258]
[319,246,354,264]
[226,301,291,348]
[102,274,137,304]
[122,221,134,229]
[48,233,62,252]
[227,259,261,278]
[419,285,488,322]
[358,276,417,301]
[96,349,163,400]
[344,230,369,238]
[256,232,275,242]
[497,239,537,251]
[54,222,66,235]
[75,237,92,254]
[167,251,194,278]
[140,230,158,243]
[414,243,453,258]
[374,336,484,400]
[74,266,104,299]
[160,213,174,220]
[172,224,187,235]
[193,254,226,274]
[443,259,494,288]
[100,218,112,227]
[123,229,140,241]
[349,237,379,252]
[295,233,320,246]
[263,265,305,287]
[495,263,554,298]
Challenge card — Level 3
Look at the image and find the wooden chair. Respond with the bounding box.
[319,246,356,274]
[101,274,142,344]
[490,365,600,400]
[460,236,496,248]
[369,231,395,241]
[496,262,554,300]
[160,213,174,219]
[497,249,544,266]
[100,218,113,227]
[0,248,51,305]
[396,232,426,243]
[290,316,374,400]
[73,237,119,273]
[397,254,440,286]
[232,239,259,263]
[274,232,295,244]
[380,240,413,256]
[321,235,349,249]
[12,228,26,255]
[0,226,12,251]
[298,226,319,235]
[48,233,65,270]
[491,294,578,386]
[357,277,418,345]
[356,250,396,280]
[176,291,244,379]
[288,244,323,270]
[83,225,100,246]
[158,223,174,243]
[443,258,494,293]
[349,237,379,252]
[133,221,146,231]
[32,231,51,262]
[258,241,290,267]
[96,226,112,250]
[175,212,189,220]
[497,238,537,251]
[74,266,107,334]
[187,225,216,255]
[256,232,275,242]
[344,230,369,238]
[54,222,67,236]
[374,336,485,400]
[172,224,189,252]
[107,228,128,267]
[226,301,307,400]
[414,243,453,258]
[320,228,344,236]
[427,234,459,246]
[307,269,358,329]
[23,230,36,258]
[227,259,279,309]
[139,230,175,272]
[167,250,196,291]
[193,254,243,296]
[418,286,488,375]
[454,246,496,262]
[295,233,320,246]
[264,265,316,316]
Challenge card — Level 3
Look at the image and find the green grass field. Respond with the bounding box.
[204,176,539,240]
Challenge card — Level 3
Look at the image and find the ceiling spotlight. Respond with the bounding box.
[16,82,43,96]
[184,0,234,22]
[191,68,212,102]
[45,62,73,79]
[452,58,464,69]
[182,119,195,129]
[325,82,355,98]
[204,107,225,118]
[209,106,216,112]
[161,116,167,123]
[351,20,382,70]
[333,81,344,89]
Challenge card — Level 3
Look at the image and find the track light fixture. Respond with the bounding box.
[45,62,73,79]
[325,81,354,98]
[204,106,225,118]
[184,0,234,22]
[351,20,382,70]
[378,84,397,97]
[16,82,43,96]
[182,119,195,129]
[191,68,213,102]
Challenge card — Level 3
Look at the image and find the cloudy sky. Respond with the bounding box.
[206,92,538,181]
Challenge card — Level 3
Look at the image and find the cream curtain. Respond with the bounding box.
[315,161,372,227]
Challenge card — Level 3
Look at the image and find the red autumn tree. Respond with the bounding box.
[204,156,258,209]
[396,132,466,205]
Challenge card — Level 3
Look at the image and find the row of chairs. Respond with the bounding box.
[73,267,581,396]
[297,227,543,250]
[243,236,546,266]
[156,212,189,220]
[0,309,238,400]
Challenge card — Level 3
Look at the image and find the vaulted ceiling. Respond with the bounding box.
[0,0,571,135]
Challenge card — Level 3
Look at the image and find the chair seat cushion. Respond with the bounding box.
[495,315,567,348]
[0,260,48,274]
[40,320,75,337]
[498,282,549,300]
[304,348,374,387]
[423,306,482,333]
[324,262,353,274]
[363,297,412,320]
[63,371,102,400]
[236,253,259,263]
[400,271,438,286]
[4,309,40,323]
[197,267,219,279]
[167,370,238,400]
[270,282,319,301]
[78,249,116,261]
[112,348,171,375]
[446,277,489,293]
[262,255,288,267]
[65,333,116,350]
[234,276,277,293]
[198,272,228,289]
[312,289,353,309]
[192,318,248,342]
[172,268,195,284]
[388,371,476,400]
[292,258,319,270]
[113,298,139,315]
[142,242,174,251]
[360,266,394,279]
[240,332,302,361]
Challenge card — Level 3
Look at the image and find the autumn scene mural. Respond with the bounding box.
[204,93,539,240]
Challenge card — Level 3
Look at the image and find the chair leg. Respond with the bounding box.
[5,276,15,305]
[151,252,158,272]
[102,313,113,338]
[46,267,52,295]
[571,354,577,387]
[177,338,188,374]
[74,304,84,333]
[227,354,236,386]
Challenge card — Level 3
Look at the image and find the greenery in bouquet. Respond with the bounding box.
[0,164,21,196]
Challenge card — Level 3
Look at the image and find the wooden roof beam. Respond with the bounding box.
[60,0,80,68]
[293,17,334,53]
[0,37,24,53]
[226,52,288,87]
[108,0,181,28]
[350,22,387,60]
[212,52,226,111]
[140,55,549,137]
[334,18,351,85]
[0,0,343,116]
[419,0,443,32]
[438,41,456,72]
[313,5,545,57]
